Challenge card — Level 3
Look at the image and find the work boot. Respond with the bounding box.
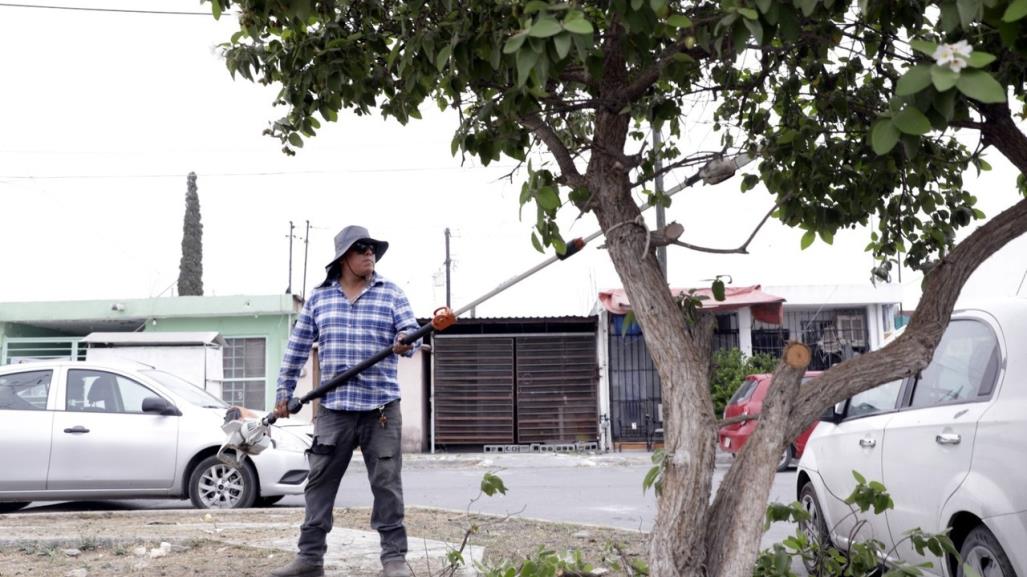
[382,559,412,577]
[270,557,324,577]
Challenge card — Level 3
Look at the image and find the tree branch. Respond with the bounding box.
[979,102,1027,174]
[668,196,785,255]
[519,115,586,188]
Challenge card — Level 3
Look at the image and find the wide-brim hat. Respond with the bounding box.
[319,225,388,286]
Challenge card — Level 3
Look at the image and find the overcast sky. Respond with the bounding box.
[1,1,1024,318]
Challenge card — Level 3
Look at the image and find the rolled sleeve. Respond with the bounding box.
[276,299,318,402]
[393,290,421,358]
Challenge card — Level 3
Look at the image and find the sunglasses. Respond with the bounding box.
[351,240,376,254]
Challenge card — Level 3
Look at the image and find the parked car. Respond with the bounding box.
[796,299,1026,577]
[718,372,820,471]
[0,360,310,512]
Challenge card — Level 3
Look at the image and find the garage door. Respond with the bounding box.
[516,335,597,443]
[433,337,515,444]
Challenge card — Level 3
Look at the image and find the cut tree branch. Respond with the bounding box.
[668,196,785,254]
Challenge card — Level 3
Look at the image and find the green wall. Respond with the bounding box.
[150,314,294,409]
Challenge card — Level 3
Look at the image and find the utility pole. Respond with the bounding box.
[653,128,668,277]
[301,220,311,301]
[286,220,294,294]
[444,227,452,308]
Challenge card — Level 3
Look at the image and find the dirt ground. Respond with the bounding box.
[0,507,649,577]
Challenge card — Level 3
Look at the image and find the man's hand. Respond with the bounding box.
[274,399,291,419]
[393,332,414,355]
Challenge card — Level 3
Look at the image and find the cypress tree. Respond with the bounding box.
[177,172,204,296]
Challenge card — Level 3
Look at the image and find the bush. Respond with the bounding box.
[711,348,779,417]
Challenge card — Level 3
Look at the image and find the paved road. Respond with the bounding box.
[15,451,804,547]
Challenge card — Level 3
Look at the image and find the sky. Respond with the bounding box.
[1,1,1025,318]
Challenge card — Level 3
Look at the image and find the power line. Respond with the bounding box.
[0,165,519,180]
[0,2,233,16]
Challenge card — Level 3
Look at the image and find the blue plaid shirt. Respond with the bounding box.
[276,273,420,411]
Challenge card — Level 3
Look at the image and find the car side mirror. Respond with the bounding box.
[142,396,181,416]
[819,401,846,424]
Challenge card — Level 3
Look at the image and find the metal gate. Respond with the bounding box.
[515,335,597,443]
[433,333,598,446]
[433,337,515,444]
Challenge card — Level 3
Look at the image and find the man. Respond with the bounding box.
[271,225,420,577]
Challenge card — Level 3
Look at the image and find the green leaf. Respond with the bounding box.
[931,64,960,92]
[967,51,997,67]
[563,18,594,34]
[818,230,834,245]
[650,0,669,13]
[211,0,222,20]
[957,0,981,27]
[800,229,816,250]
[712,278,726,301]
[531,232,544,253]
[1003,0,1027,21]
[288,133,304,148]
[553,33,572,59]
[910,39,939,56]
[756,0,773,12]
[743,17,764,43]
[871,118,901,155]
[797,0,818,17]
[516,48,539,86]
[666,14,693,27]
[503,32,527,54]
[632,0,645,11]
[537,185,560,210]
[956,69,1007,103]
[435,45,452,71]
[737,7,760,19]
[894,106,933,135]
[529,18,563,38]
[740,174,760,191]
[852,470,867,484]
[480,472,508,496]
[897,65,933,95]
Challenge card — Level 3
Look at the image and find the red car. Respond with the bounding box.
[718,373,820,471]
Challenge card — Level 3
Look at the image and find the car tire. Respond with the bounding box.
[799,482,831,574]
[777,445,795,472]
[255,495,285,507]
[0,502,29,514]
[188,455,258,510]
[958,525,1015,577]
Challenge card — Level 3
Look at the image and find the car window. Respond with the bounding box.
[847,379,903,419]
[67,369,160,414]
[728,378,760,405]
[0,370,52,411]
[910,320,1000,409]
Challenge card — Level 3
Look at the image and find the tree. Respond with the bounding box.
[178,171,204,296]
[209,1,1027,575]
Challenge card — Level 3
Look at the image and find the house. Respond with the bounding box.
[595,283,904,450]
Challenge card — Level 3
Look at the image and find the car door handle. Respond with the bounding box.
[63,426,90,434]
[936,433,961,445]
[859,438,877,448]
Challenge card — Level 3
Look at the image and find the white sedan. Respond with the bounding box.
[797,298,1026,577]
[0,360,309,511]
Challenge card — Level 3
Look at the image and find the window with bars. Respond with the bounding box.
[752,308,868,370]
[221,337,267,409]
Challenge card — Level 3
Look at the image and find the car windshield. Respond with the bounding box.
[142,369,229,409]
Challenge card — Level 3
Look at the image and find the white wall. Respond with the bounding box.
[398,349,425,452]
[86,346,224,397]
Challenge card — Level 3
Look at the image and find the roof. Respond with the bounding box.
[80,331,226,347]
[598,285,786,324]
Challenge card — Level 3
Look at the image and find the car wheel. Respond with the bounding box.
[799,482,831,574]
[958,525,1015,577]
[777,445,795,472]
[255,495,284,507]
[0,502,29,514]
[188,455,258,509]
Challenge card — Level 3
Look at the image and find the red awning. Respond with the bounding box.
[598,285,785,325]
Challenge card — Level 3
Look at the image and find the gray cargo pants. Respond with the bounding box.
[296,401,406,566]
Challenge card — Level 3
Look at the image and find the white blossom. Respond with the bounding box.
[933,40,973,73]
